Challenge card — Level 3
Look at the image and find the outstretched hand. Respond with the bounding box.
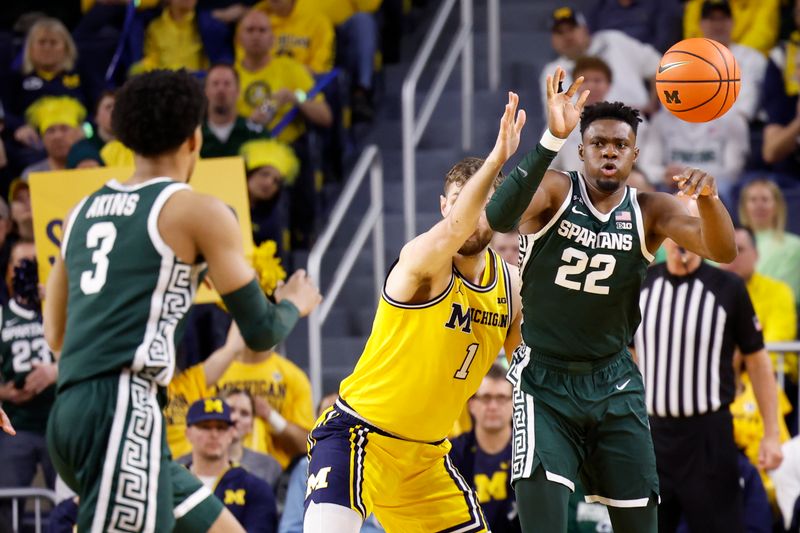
[546,66,590,139]
[673,168,719,199]
[490,92,527,163]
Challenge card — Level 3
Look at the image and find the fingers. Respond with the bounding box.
[674,168,715,198]
[515,109,527,135]
[546,67,564,99]
[564,75,584,98]
[575,89,591,113]
[0,410,15,436]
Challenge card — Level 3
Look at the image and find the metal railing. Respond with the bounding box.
[401,0,502,241]
[0,487,57,533]
[402,0,473,241]
[307,146,384,402]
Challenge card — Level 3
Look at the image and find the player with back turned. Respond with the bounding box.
[486,67,743,533]
[42,70,321,533]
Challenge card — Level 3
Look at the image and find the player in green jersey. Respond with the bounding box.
[43,70,321,533]
[485,67,741,533]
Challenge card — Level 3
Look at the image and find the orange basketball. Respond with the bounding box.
[655,38,740,123]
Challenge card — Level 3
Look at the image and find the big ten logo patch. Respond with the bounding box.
[224,489,246,506]
[474,470,508,503]
[306,467,332,497]
[46,219,63,265]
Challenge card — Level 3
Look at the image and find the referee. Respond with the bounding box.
[634,233,783,532]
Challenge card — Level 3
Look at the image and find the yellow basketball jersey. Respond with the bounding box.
[339,249,512,442]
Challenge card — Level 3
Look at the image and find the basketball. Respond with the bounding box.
[655,38,740,123]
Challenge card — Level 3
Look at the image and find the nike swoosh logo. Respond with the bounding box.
[571,206,588,216]
[616,379,631,391]
[517,166,528,177]
[657,61,691,74]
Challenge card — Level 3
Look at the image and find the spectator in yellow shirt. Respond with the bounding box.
[212,339,315,469]
[254,0,335,73]
[684,0,779,55]
[164,323,244,458]
[137,0,209,72]
[298,0,382,121]
[235,9,332,144]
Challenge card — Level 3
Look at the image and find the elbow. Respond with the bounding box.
[712,244,738,264]
[316,105,333,128]
[486,210,512,233]
[761,145,779,165]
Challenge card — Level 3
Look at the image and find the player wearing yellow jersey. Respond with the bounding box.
[303,93,526,533]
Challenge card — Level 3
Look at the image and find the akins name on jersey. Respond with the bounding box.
[557,219,633,251]
[444,302,508,333]
[85,192,140,219]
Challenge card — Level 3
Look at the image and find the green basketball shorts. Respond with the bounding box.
[507,344,660,507]
[47,369,224,532]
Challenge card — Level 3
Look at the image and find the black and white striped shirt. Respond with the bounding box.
[634,262,764,418]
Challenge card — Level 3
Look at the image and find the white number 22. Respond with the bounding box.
[554,247,616,295]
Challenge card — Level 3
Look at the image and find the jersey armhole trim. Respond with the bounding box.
[60,196,90,260]
[381,260,455,310]
[147,183,191,259]
[454,249,498,293]
[522,177,573,240]
[500,256,513,330]
[630,189,655,263]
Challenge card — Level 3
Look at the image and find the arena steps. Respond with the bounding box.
[284,0,595,387]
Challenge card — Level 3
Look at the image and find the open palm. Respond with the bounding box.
[492,91,527,162]
[546,66,590,139]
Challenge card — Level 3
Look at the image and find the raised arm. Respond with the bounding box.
[163,192,321,352]
[386,92,526,301]
[486,66,589,233]
[642,169,736,263]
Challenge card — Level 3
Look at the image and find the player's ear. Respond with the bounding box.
[440,194,448,217]
[187,126,203,154]
[633,146,639,163]
[578,144,584,161]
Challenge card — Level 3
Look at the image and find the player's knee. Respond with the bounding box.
[303,502,362,533]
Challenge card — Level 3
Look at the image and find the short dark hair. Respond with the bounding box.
[573,56,613,83]
[95,89,116,114]
[485,362,507,381]
[443,157,504,194]
[579,101,642,137]
[734,224,757,250]
[112,69,206,157]
[219,387,255,413]
[206,63,239,85]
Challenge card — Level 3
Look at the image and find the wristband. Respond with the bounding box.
[540,129,568,152]
[294,89,307,105]
[268,409,288,434]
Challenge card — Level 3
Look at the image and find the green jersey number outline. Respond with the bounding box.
[80,221,117,295]
[554,247,617,295]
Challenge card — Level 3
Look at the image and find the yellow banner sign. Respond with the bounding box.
[29,157,253,303]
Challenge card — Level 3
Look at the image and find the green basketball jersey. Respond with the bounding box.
[0,299,54,433]
[518,171,654,361]
[58,178,205,391]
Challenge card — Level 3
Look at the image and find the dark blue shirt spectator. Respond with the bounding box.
[587,0,683,52]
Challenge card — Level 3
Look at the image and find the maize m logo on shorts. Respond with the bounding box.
[306,467,333,497]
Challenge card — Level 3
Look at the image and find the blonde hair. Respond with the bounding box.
[738,178,787,236]
[22,18,77,74]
